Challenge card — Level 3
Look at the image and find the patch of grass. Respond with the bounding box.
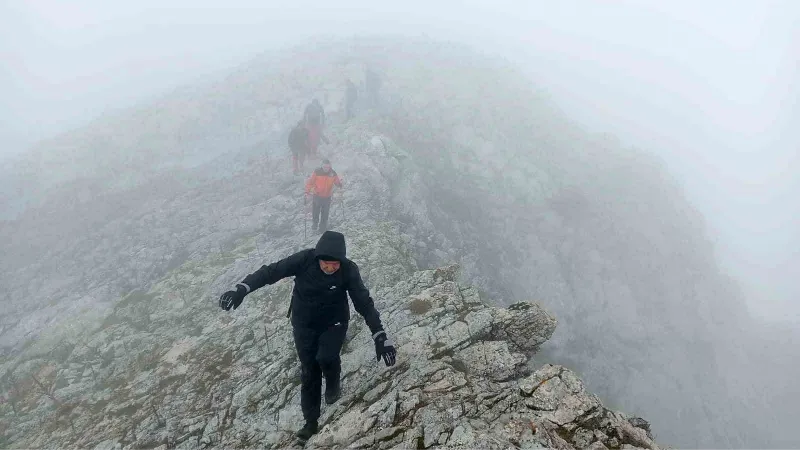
[163,249,191,274]
[90,398,110,416]
[408,299,432,315]
[207,255,237,268]
[219,232,252,254]
[554,426,577,446]
[237,245,256,255]
[158,374,186,390]
[450,359,469,374]
[508,302,532,312]
[117,289,157,309]
[113,403,139,418]
[100,314,125,330]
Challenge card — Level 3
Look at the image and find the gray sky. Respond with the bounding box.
[1,0,797,320]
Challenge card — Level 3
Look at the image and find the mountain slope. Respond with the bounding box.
[2,119,663,449]
[1,37,798,448]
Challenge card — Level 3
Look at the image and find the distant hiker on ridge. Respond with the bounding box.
[304,99,328,157]
[305,159,341,233]
[345,79,358,121]
[288,120,309,175]
[365,67,381,108]
[218,231,397,444]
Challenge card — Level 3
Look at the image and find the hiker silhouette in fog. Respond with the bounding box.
[365,68,381,108]
[305,159,341,233]
[218,231,397,443]
[288,120,309,174]
[345,79,358,121]
[303,99,327,157]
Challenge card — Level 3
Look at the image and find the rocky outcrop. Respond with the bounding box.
[0,131,660,447]
[2,251,659,449]
[304,263,658,450]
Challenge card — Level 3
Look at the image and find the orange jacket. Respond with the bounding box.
[305,168,342,198]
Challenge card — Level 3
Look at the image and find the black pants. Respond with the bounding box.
[292,322,348,423]
[312,195,332,231]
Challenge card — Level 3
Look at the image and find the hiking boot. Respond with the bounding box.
[325,378,341,405]
[296,421,318,443]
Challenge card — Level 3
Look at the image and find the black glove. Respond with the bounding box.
[373,331,397,366]
[219,284,248,311]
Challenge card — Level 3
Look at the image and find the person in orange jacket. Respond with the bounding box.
[305,159,342,232]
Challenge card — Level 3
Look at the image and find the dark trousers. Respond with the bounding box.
[306,123,322,156]
[292,322,348,423]
[291,150,306,173]
[312,195,332,231]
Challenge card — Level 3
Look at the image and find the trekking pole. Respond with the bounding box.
[340,193,346,223]
[303,195,307,241]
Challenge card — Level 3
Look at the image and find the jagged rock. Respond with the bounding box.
[453,341,526,381]
[91,439,119,450]
[586,441,609,450]
[628,416,654,440]
[493,302,558,352]
[1,42,663,450]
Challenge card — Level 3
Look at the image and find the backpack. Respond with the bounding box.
[288,127,306,150]
[306,103,323,122]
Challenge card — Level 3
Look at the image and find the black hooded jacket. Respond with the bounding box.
[288,126,308,152]
[304,102,325,126]
[239,231,384,334]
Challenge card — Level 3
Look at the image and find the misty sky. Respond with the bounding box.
[1,0,797,320]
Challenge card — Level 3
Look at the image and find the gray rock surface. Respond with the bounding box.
[0,146,657,447]
[1,220,659,449]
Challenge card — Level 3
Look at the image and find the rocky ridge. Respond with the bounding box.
[1,114,660,448]
[3,247,658,450]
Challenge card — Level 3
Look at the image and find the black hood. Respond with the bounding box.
[315,231,346,261]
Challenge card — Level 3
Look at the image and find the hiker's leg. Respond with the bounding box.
[312,196,321,230]
[319,196,332,231]
[317,321,348,386]
[308,125,320,156]
[293,326,323,424]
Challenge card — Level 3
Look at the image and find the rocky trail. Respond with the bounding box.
[1,117,660,449]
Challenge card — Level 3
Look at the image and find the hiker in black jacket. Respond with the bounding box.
[288,120,309,174]
[218,231,397,443]
[304,99,326,157]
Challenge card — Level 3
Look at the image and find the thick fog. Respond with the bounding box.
[3,2,800,448]
[2,0,797,321]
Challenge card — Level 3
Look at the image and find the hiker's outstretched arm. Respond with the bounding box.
[346,261,384,335]
[239,250,310,293]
